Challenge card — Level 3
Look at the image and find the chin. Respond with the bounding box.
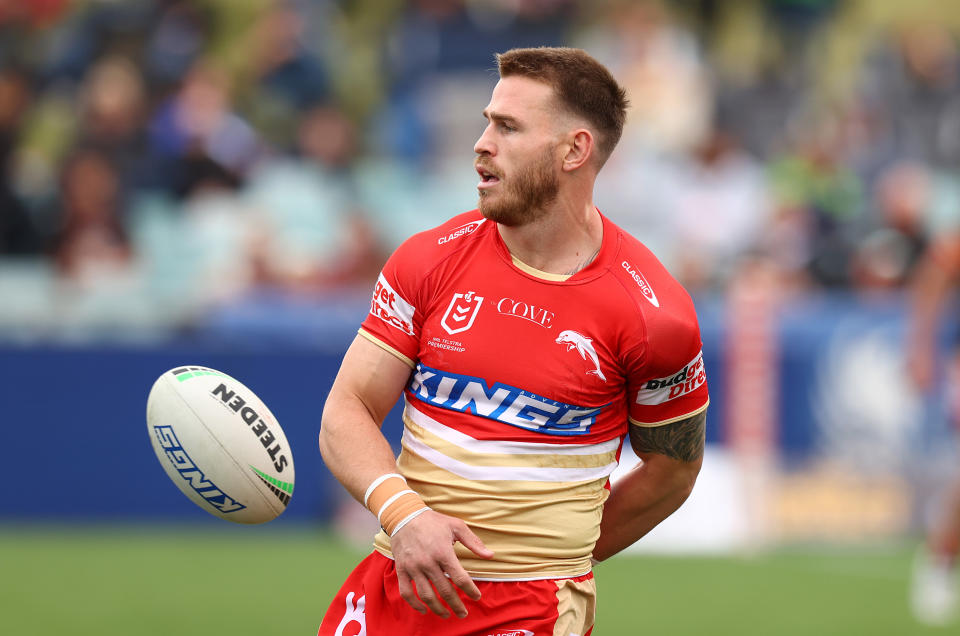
[479,202,540,227]
[479,198,514,225]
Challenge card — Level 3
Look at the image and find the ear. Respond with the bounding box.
[561,128,594,172]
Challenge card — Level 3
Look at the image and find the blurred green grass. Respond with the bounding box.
[0,526,953,635]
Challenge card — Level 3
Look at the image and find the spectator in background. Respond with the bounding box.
[850,161,931,292]
[243,103,382,294]
[143,0,211,90]
[246,0,331,146]
[860,20,960,170]
[576,0,712,156]
[49,147,131,284]
[659,120,771,292]
[375,0,571,163]
[767,116,865,288]
[0,65,40,255]
[76,55,157,193]
[147,59,260,198]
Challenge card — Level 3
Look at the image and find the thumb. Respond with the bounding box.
[453,524,494,559]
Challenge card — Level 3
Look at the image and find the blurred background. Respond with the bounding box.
[3,0,960,633]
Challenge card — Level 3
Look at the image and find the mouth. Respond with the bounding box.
[475,163,501,190]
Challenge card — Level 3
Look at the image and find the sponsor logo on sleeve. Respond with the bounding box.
[438,219,486,245]
[621,260,659,308]
[636,350,706,405]
[370,273,416,336]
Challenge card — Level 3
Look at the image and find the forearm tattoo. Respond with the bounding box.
[629,410,706,463]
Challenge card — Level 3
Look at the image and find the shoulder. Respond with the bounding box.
[601,218,702,360]
[607,221,698,324]
[378,210,491,304]
[365,210,489,350]
[389,210,489,268]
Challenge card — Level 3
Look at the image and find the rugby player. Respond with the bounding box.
[908,231,960,626]
[318,46,709,636]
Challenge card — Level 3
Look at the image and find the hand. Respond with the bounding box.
[390,509,494,619]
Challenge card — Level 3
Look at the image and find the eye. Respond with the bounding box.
[499,122,516,133]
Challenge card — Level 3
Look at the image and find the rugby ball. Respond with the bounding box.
[146,366,294,524]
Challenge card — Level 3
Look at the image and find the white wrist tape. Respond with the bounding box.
[363,472,427,535]
[376,489,416,524]
[390,506,431,536]
[363,473,405,508]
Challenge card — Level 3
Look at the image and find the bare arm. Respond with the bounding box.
[318,334,413,500]
[907,235,960,391]
[592,409,706,562]
[318,335,492,619]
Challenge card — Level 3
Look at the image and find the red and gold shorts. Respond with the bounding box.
[318,551,595,636]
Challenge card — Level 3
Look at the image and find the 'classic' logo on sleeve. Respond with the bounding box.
[621,260,660,308]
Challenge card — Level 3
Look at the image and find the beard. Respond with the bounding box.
[477,147,560,227]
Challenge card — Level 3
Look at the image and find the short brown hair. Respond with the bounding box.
[496,47,628,165]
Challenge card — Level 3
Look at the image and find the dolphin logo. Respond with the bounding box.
[556,330,607,382]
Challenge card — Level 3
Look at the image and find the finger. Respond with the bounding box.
[412,573,450,618]
[397,572,428,615]
[426,569,467,619]
[441,558,481,602]
[453,524,494,559]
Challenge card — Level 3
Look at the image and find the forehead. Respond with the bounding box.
[484,75,557,121]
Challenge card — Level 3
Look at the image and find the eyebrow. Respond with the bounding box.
[482,109,520,127]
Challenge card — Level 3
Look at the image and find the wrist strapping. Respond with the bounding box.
[364,473,429,535]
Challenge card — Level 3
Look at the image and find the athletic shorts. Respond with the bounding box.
[318,551,596,636]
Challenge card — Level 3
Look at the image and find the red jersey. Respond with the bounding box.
[359,209,709,580]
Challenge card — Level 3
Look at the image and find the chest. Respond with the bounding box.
[414,261,628,419]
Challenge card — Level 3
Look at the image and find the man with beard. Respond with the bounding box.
[318,47,709,636]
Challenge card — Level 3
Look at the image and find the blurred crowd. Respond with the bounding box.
[1,0,960,332]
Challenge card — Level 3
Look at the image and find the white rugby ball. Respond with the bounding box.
[146,365,294,524]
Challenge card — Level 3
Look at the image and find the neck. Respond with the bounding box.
[497,198,603,276]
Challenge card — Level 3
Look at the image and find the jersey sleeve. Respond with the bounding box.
[358,237,425,367]
[357,211,485,366]
[624,308,709,427]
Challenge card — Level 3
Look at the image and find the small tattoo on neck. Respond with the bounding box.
[564,247,601,276]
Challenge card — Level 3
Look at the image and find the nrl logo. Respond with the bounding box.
[556,330,607,382]
[441,290,484,335]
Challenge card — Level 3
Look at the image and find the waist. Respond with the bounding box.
[373,469,608,580]
[373,537,594,581]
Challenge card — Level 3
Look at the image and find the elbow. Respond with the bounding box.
[676,472,697,505]
[634,450,704,502]
[317,401,336,463]
[664,454,702,507]
[676,455,703,502]
[317,427,330,462]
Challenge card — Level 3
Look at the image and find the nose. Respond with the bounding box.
[474,123,495,157]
